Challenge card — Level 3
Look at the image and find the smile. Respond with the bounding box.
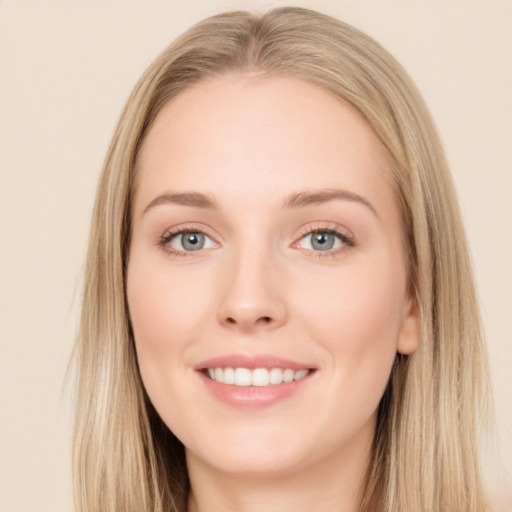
[206,367,310,387]
[195,354,316,407]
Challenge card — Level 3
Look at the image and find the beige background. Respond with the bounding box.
[1,1,510,510]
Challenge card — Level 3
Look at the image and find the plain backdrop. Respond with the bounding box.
[0,1,510,510]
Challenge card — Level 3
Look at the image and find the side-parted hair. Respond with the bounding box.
[73,7,491,511]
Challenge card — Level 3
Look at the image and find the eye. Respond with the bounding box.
[296,229,353,252]
[160,229,217,254]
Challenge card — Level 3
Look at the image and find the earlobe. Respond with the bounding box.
[397,292,420,355]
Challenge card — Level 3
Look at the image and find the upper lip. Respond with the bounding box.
[194,354,315,371]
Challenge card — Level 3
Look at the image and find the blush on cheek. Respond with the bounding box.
[127,260,214,359]
[128,280,170,353]
[301,267,405,405]
[309,272,405,340]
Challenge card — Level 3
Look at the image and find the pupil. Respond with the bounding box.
[183,233,204,251]
[312,232,334,251]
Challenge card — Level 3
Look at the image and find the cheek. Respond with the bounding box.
[125,257,213,432]
[304,264,405,337]
[297,259,406,391]
[126,255,212,425]
[127,257,212,358]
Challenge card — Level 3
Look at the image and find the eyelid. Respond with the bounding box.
[157,221,354,257]
[292,222,355,254]
[158,223,219,256]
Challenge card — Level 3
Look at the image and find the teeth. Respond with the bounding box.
[252,368,270,387]
[206,367,311,386]
[294,369,309,380]
[223,367,235,384]
[283,369,294,383]
[234,368,252,386]
[269,368,283,384]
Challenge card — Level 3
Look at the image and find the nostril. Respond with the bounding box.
[221,311,282,330]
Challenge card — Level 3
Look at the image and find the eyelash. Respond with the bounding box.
[158,223,355,258]
[158,224,214,257]
[294,224,355,257]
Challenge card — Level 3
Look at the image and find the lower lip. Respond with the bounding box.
[198,371,313,408]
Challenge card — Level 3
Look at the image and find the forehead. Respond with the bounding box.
[134,73,394,215]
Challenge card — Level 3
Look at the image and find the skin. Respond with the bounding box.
[127,74,420,512]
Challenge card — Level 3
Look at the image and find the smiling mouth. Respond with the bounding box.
[203,367,312,387]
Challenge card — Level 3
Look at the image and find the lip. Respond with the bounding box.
[194,353,316,408]
[194,353,314,371]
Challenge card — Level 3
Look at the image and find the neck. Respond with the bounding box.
[186,426,373,512]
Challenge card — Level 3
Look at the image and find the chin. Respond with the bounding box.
[181,413,374,479]
[186,441,309,477]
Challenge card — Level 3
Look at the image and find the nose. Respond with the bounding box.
[217,249,288,333]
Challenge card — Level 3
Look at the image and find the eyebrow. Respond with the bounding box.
[283,189,378,217]
[142,192,217,215]
[141,188,378,217]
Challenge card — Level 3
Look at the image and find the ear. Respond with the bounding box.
[397,290,420,355]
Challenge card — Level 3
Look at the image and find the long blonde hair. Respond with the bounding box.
[73,7,491,511]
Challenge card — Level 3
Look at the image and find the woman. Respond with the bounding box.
[73,7,492,511]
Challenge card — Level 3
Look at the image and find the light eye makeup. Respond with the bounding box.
[157,222,355,258]
[158,224,218,257]
[292,223,355,257]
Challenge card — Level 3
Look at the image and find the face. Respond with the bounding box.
[127,74,419,478]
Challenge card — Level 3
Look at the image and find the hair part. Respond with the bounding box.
[73,7,492,511]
